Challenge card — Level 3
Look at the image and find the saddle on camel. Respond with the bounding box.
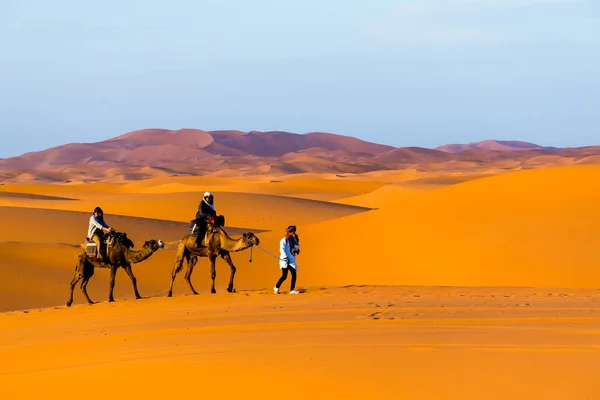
[189,215,226,247]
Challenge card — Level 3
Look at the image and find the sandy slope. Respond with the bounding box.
[337,184,431,208]
[0,177,374,229]
[1,286,600,399]
[267,164,600,289]
[0,172,387,201]
[1,165,599,398]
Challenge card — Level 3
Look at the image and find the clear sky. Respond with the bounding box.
[1,0,599,157]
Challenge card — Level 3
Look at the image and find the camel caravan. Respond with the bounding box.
[67,192,265,306]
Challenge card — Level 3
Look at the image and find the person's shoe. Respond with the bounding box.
[290,290,300,295]
[273,287,280,294]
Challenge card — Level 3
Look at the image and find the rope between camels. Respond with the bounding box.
[159,240,181,251]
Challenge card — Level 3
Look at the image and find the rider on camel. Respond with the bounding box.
[193,191,217,247]
[87,206,114,264]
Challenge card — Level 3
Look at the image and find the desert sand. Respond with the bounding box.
[1,158,599,398]
[2,286,600,399]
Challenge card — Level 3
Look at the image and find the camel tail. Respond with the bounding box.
[175,264,184,275]
[174,254,187,275]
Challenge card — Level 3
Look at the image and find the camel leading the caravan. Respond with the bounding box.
[168,225,259,296]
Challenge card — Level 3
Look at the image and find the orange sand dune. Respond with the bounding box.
[334,171,493,208]
[0,206,191,245]
[120,172,387,201]
[120,174,260,190]
[267,164,600,289]
[246,177,386,200]
[0,190,371,231]
[0,181,127,196]
[0,243,84,311]
[0,172,386,201]
[1,286,600,399]
[336,184,428,208]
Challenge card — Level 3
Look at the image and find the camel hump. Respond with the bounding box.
[108,231,135,249]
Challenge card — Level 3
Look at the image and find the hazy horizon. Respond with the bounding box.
[1,0,599,158]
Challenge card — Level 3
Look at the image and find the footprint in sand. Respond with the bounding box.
[369,311,384,320]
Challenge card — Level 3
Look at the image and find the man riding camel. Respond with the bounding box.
[87,206,114,264]
[193,191,217,247]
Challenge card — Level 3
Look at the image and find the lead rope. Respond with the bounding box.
[253,245,287,262]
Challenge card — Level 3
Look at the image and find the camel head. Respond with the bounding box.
[143,239,165,252]
[241,232,260,247]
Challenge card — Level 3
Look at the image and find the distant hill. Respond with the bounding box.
[435,140,555,153]
[0,129,598,183]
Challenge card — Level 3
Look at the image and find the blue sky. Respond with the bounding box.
[1,0,599,157]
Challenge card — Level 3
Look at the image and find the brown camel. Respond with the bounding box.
[67,232,164,306]
[167,226,259,296]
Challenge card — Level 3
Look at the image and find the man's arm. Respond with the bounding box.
[90,216,111,232]
[280,238,293,261]
[89,216,104,231]
[195,201,207,220]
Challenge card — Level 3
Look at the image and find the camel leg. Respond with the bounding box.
[124,264,142,299]
[108,266,118,302]
[168,244,187,297]
[67,255,91,307]
[210,255,218,294]
[81,275,95,305]
[185,256,199,295]
[67,271,81,307]
[221,252,237,293]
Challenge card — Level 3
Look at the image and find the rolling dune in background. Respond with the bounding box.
[286,165,600,289]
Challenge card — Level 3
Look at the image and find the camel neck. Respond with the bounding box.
[122,243,155,263]
[217,230,249,252]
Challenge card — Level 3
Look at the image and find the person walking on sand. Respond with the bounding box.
[274,225,300,295]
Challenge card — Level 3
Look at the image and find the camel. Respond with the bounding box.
[67,231,164,306]
[167,225,259,297]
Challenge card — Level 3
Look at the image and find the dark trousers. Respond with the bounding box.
[276,266,297,291]
[191,218,207,246]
